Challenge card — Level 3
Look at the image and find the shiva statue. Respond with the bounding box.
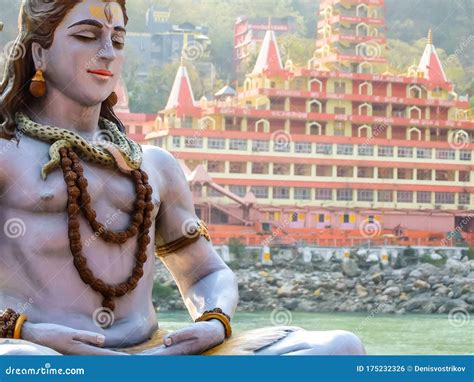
[0,0,365,356]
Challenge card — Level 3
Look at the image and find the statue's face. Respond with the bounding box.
[40,0,125,106]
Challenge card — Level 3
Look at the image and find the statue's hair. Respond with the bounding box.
[0,0,128,139]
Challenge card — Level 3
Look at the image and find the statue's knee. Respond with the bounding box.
[0,340,60,356]
[332,330,366,355]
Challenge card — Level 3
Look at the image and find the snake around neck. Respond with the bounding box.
[15,112,143,180]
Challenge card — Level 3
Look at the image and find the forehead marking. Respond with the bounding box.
[88,4,122,24]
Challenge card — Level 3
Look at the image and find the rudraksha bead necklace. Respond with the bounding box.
[59,147,154,319]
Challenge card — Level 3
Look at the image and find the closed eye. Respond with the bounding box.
[73,33,97,42]
[112,35,125,49]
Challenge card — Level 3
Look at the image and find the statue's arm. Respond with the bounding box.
[153,148,238,320]
[0,138,9,192]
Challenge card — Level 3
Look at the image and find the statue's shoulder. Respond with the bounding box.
[142,145,180,170]
[142,145,186,188]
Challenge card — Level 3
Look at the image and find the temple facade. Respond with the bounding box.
[118,0,474,247]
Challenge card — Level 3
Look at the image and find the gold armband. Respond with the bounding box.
[195,308,232,338]
[155,219,211,258]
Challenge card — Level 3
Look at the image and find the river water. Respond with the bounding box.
[157,310,473,354]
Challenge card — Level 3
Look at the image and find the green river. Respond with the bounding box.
[157,311,473,354]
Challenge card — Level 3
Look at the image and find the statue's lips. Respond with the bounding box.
[87,69,113,77]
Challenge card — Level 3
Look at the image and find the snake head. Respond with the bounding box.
[40,167,49,181]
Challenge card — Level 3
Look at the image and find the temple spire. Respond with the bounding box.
[417,28,447,84]
[251,25,285,76]
[164,58,200,117]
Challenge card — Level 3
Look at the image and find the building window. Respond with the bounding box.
[273,163,291,175]
[460,150,471,161]
[229,162,247,174]
[294,164,312,176]
[417,191,431,204]
[357,189,374,202]
[334,122,345,136]
[251,162,269,174]
[316,165,332,177]
[273,187,290,199]
[295,142,312,154]
[398,147,413,158]
[294,187,311,200]
[184,137,203,148]
[459,171,470,182]
[397,191,413,203]
[342,214,350,223]
[358,145,374,156]
[315,188,332,200]
[182,117,193,128]
[229,139,247,150]
[435,192,455,204]
[250,186,269,199]
[334,82,346,94]
[274,141,291,152]
[252,140,270,152]
[378,190,393,202]
[318,214,325,223]
[229,186,247,197]
[435,170,454,181]
[207,187,221,197]
[416,148,432,159]
[207,161,224,173]
[397,168,413,180]
[316,143,332,155]
[378,168,393,179]
[459,193,470,205]
[172,136,181,148]
[357,167,374,178]
[337,166,353,177]
[337,189,353,201]
[436,149,455,160]
[337,144,354,155]
[208,138,225,149]
[416,169,431,181]
[378,146,394,157]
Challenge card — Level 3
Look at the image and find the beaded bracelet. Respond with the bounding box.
[195,308,232,338]
[0,309,27,339]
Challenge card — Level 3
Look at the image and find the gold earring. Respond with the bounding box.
[29,69,46,97]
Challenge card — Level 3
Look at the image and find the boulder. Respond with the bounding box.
[356,284,369,298]
[413,279,430,290]
[384,286,401,297]
[342,259,361,277]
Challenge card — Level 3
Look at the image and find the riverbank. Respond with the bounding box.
[153,247,473,315]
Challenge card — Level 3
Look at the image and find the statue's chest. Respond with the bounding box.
[6,138,161,219]
[11,158,140,215]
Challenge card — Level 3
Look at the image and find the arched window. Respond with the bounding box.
[307,99,322,113]
[255,119,270,133]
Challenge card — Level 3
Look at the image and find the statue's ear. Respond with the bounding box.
[31,42,48,71]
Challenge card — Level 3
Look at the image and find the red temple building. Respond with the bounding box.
[118,0,474,248]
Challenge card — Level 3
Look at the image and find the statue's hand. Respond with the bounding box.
[139,320,226,355]
[21,322,128,355]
